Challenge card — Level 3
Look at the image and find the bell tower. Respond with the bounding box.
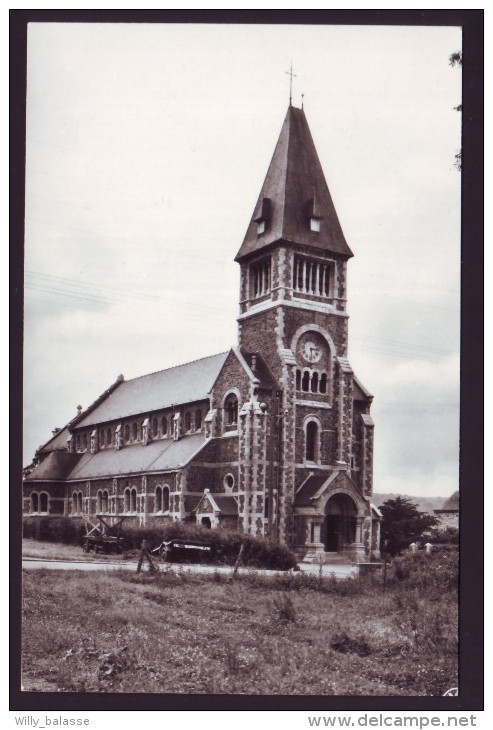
[235,105,377,559]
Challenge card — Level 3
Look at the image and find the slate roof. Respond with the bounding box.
[76,352,229,428]
[36,377,125,454]
[353,375,373,401]
[25,451,82,482]
[239,351,277,390]
[37,426,71,455]
[66,434,206,480]
[294,474,329,506]
[211,495,239,515]
[236,106,353,262]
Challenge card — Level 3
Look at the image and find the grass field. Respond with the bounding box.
[21,547,458,696]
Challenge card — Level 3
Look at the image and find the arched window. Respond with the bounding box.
[155,486,162,512]
[311,372,319,393]
[132,423,138,440]
[31,492,39,512]
[320,373,327,394]
[72,492,78,513]
[185,412,192,432]
[40,493,48,513]
[195,410,202,431]
[306,421,319,462]
[124,424,130,442]
[152,418,158,438]
[102,490,109,513]
[78,492,83,513]
[106,428,112,446]
[162,486,170,512]
[302,371,310,392]
[161,416,167,436]
[97,490,102,513]
[225,394,238,426]
[124,488,130,512]
[130,488,137,512]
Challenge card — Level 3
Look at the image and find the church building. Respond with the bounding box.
[23,104,380,562]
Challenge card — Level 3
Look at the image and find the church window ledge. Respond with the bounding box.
[222,428,239,438]
[295,399,332,410]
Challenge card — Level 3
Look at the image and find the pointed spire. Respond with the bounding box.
[235,106,353,262]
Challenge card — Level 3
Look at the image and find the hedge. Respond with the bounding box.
[23,516,86,545]
[120,521,297,571]
[22,516,297,571]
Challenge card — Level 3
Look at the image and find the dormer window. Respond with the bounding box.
[306,196,322,233]
[253,197,271,237]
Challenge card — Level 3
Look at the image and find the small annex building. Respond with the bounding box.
[24,104,379,562]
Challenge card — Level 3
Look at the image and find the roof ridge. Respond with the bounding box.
[279,106,293,239]
[124,351,230,384]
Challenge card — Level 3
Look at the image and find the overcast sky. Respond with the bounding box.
[24,22,462,498]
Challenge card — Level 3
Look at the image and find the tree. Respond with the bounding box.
[449,50,462,171]
[379,496,438,556]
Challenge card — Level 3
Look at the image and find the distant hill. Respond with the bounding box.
[372,493,450,513]
[442,491,459,510]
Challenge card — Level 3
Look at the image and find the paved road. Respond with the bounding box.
[22,557,358,579]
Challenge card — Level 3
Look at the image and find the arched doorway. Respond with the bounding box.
[201,517,211,529]
[321,493,357,552]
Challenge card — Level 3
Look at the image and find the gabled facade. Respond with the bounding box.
[24,105,379,561]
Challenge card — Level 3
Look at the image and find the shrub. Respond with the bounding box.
[431,526,459,545]
[23,516,85,545]
[120,521,297,571]
[388,548,458,596]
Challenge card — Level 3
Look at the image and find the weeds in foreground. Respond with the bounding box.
[22,547,458,696]
[272,592,297,623]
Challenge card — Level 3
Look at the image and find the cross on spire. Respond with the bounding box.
[285,63,297,106]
